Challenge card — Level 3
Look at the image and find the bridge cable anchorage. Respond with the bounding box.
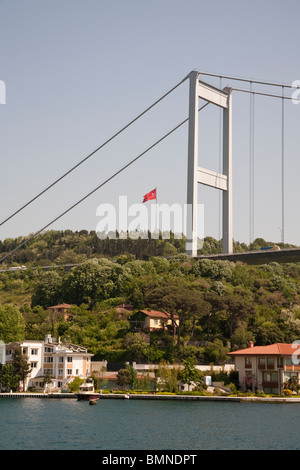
[0,75,189,228]
[0,101,210,264]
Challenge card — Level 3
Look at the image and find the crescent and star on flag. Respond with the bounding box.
[142,188,157,203]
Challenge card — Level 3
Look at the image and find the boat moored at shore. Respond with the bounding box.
[76,379,100,401]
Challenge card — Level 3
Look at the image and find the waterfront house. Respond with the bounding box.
[129,309,179,332]
[3,334,93,392]
[228,342,300,394]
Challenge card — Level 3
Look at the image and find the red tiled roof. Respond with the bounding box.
[47,303,71,309]
[139,310,179,319]
[228,343,298,356]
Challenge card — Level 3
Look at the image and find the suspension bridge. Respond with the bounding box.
[0,70,299,265]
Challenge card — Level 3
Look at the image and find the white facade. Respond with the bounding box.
[3,334,93,391]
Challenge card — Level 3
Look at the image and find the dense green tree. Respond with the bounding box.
[155,361,179,392]
[125,364,138,389]
[230,323,254,350]
[203,339,230,364]
[31,270,63,308]
[253,321,286,345]
[0,304,26,342]
[116,368,131,390]
[179,359,200,391]
[221,296,255,339]
[146,279,210,345]
[61,259,123,307]
[0,363,19,391]
[124,332,150,363]
[68,377,84,392]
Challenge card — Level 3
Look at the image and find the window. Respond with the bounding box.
[67,369,72,375]
[58,369,63,376]
[258,357,266,369]
[44,356,53,363]
[286,358,293,366]
[45,347,53,353]
[263,371,278,383]
[67,357,73,363]
[31,362,37,369]
[267,357,274,369]
[245,357,252,369]
[277,357,284,368]
[31,349,38,355]
[262,371,279,394]
[58,357,64,363]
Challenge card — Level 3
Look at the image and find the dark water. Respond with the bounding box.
[0,398,299,450]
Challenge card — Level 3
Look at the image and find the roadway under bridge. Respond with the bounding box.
[196,248,300,265]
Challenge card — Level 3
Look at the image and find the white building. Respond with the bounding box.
[3,334,93,391]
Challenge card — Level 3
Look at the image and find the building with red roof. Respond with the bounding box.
[47,303,71,321]
[129,309,179,331]
[228,342,300,394]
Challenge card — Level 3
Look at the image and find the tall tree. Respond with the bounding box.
[147,280,210,345]
[179,359,199,392]
[116,369,131,391]
[12,346,31,391]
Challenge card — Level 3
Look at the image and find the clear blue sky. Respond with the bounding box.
[0,0,299,246]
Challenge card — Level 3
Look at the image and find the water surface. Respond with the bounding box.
[0,398,299,450]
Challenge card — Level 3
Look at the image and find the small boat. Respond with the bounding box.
[76,379,100,402]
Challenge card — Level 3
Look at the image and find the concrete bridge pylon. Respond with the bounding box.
[186,71,233,257]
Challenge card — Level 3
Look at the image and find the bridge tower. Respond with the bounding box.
[186,71,233,257]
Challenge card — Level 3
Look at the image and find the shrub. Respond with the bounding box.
[255,390,266,397]
[67,377,85,392]
[228,382,238,394]
[282,389,293,396]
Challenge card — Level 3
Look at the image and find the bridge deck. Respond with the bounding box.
[196,248,300,265]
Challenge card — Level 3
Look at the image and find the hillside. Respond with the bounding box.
[0,230,297,268]
[0,231,300,365]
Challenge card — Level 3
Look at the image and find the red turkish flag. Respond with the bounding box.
[142,188,156,203]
